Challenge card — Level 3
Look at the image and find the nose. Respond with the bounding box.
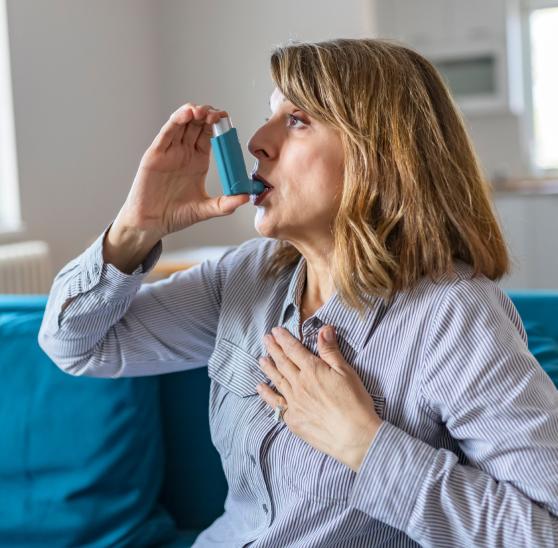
[247,123,274,161]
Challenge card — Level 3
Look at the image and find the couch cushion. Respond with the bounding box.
[0,297,181,547]
[161,529,200,547]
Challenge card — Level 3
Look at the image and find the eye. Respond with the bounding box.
[286,114,306,129]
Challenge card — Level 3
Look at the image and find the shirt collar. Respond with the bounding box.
[315,292,387,353]
[279,255,306,325]
[279,255,389,352]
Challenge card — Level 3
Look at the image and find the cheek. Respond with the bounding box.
[295,182,337,210]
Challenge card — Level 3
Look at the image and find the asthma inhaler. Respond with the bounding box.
[210,117,265,196]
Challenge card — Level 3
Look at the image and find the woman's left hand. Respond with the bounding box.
[257,325,384,472]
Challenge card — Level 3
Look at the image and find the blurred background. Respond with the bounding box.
[0,0,556,292]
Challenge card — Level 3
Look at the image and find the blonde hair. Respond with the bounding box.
[266,38,510,311]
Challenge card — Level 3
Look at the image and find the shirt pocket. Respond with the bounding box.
[280,394,387,504]
[207,338,269,458]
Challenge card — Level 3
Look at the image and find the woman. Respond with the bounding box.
[39,39,558,547]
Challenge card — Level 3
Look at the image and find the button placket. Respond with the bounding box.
[311,316,322,329]
[301,317,322,343]
[262,500,273,524]
[281,309,300,341]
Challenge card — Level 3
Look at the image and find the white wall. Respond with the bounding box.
[4,0,162,272]
[4,0,375,273]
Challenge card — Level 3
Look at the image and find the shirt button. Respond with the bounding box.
[311,317,322,329]
[250,455,256,466]
[93,264,100,275]
[262,503,268,514]
[283,304,294,321]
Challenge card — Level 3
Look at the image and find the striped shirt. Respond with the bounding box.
[38,223,558,547]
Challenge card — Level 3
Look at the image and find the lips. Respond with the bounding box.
[251,172,274,206]
[252,172,273,189]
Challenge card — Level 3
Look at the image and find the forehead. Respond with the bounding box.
[269,88,288,111]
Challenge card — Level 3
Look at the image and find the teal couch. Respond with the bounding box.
[1,292,557,547]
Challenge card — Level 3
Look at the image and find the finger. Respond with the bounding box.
[172,110,190,146]
[183,104,213,147]
[256,382,287,410]
[263,333,301,381]
[199,194,250,219]
[196,110,229,155]
[177,105,227,149]
[171,103,216,147]
[152,105,194,151]
[270,327,320,371]
[317,325,348,372]
[169,104,198,147]
[258,356,293,399]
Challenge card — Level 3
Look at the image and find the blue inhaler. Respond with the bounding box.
[210,117,265,196]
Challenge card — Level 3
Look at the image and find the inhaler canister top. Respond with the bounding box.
[212,117,233,137]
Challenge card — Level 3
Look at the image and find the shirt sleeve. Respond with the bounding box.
[38,221,232,378]
[347,278,558,547]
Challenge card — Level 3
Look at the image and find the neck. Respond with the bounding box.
[289,237,336,318]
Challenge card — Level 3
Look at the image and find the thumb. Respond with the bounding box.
[317,325,347,372]
[203,194,250,218]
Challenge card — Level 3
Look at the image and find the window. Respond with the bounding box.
[523,0,558,172]
[0,0,22,235]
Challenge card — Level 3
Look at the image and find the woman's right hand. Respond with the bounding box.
[116,103,250,240]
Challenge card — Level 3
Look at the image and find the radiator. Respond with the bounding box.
[0,240,53,293]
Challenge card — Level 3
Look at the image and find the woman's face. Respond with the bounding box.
[247,88,344,245]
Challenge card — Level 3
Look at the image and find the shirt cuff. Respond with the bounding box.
[74,222,163,301]
[347,421,437,533]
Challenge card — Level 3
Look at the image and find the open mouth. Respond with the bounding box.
[251,173,274,206]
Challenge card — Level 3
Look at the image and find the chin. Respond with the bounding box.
[253,208,300,241]
[254,224,277,239]
[254,207,276,238]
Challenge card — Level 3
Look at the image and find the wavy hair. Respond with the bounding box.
[265,38,510,311]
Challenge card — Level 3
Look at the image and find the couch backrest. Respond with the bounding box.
[507,291,558,341]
